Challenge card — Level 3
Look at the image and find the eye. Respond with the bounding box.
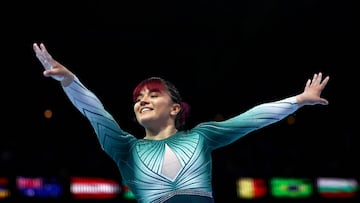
[150,92,160,98]
[134,95,143,103]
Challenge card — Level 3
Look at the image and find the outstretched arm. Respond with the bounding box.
[33,43,75,87]
[195,72,330,148]
[33,42,136,161]
[295,72,330,107]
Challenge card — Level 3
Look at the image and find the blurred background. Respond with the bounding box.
[1,0,357,202]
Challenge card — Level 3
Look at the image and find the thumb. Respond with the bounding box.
[43,69,52,77]
[43,69,65,81]
[319,98,329,105]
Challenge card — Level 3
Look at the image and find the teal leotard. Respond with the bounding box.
[63,76,299,203]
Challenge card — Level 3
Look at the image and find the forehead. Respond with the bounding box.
[139,82,166,93]
[133,80,168,101]
[136,80,164,91]
[139,86,165,94]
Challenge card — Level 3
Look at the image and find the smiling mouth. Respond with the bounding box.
[141,108,151,113]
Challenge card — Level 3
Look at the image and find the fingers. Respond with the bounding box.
[33,43,65,82]
[33,42,53,70]
[39,43,48,53]
[319,75,330,89]
[310,72,330,86]
[313,72,330,88]
[33,43,40,52]
[33,43,48,57]
[312,72,322,85]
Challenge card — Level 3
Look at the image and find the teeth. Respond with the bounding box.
[141,108,151,113]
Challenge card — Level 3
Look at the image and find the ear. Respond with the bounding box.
[170,103,181,116]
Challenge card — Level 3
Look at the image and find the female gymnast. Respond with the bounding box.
[33,42,330,203]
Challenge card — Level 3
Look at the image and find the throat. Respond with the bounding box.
[144,128,178,140]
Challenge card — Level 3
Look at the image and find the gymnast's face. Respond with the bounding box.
[134,87,180,129]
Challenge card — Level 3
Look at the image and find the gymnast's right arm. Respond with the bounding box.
[33,42,136,161]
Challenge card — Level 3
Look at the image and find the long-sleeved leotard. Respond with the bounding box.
[62,76,299,203]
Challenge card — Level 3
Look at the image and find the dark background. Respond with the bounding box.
[1,0,358,202]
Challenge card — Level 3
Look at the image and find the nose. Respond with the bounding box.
[140,100,149,106]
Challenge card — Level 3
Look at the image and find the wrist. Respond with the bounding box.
[295,94,306,107]
[61,74,75,87]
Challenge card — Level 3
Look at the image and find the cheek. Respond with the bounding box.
[133,103,139,113]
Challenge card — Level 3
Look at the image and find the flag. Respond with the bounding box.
[271,177,313,198]
[237,177,267,199]
[70,177,120,199]
[16,176,63,198]
[317,177,358,198]
[0,177,10,199]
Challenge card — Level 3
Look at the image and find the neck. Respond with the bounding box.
[144,126,178,140]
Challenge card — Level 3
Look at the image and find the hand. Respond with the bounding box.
[33,43,65,81]
[296,72,330,106]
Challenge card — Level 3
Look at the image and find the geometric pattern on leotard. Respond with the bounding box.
[136,135,198,181]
